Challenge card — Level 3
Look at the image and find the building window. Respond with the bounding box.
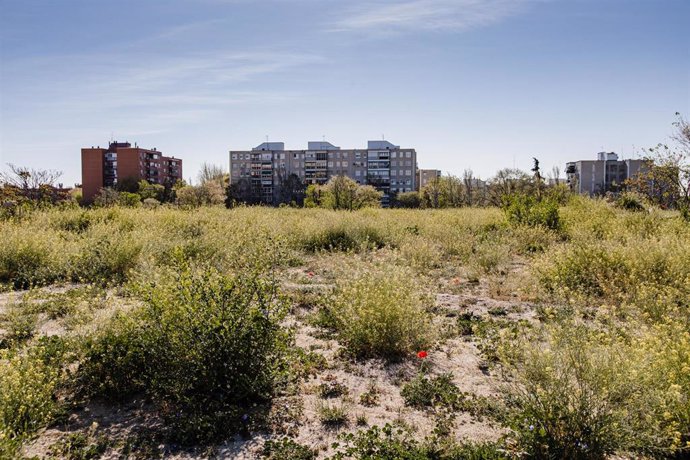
[355,170,361,177]
[328,161,333,167]
[391,152,397,158]
[406,170,411,176]
[342,161,348,168]
[406,152,412,158]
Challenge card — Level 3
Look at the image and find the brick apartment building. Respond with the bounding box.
[229,140,417,206]
[81,141,183,203]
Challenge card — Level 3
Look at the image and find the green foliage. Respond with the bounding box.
[394,191,422,208]
[329,265,431,361]
[615,191,647,212]
[401,373,460,410]
[79,258,292,444]
[317,376,349,399]
[262,437,316,460]
[0,226,64,289]
[317,401,349,427]
[48,431,110,460]
[0,346,61,457]
[329,424,508,460]
[138,180,165,202]
[314,176,383,210]
[71,229,142,285]
[0,301,37,348]
[502,193,561,231]
[504,324,674,459]
[118,191,142,207]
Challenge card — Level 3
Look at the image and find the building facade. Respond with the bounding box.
[81,141,183,203]
[417,169,442,190]
[229,140,417,205]
[566,152,646,195]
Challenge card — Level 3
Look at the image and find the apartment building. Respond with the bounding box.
[417,169,442,190]
[229,140,417,205]
[565,152,646,195]
[81,141,183,203]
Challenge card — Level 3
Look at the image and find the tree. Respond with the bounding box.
[487,168,532,206]
[322,175,358,210]
[276,173,306,206]
[354,185,383,209]
[420,177,443,208]
[176,182,226,208]
[627,113,690,217]
[226,178,261,207]
[116,177,139,193]
[93,188,121,207]
[312,176,383,210]
[394,191,422,208]
[304,184,323,208]
[197,163,227,187]
[0,164,68,204]
[138,180,165,202]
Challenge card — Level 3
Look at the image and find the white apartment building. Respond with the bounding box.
[229,140,417,205]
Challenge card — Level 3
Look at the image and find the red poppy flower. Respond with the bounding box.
[417,351,428,359]
[307,271,315,277]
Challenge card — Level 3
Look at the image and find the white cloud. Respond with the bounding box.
[333,0,537,33]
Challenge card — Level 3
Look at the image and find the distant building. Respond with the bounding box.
[566,152,646,195]
[417,169,442,191]
[81,141,183,203]
[229,140,417,206]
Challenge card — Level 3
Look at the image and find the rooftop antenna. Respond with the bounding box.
[110,132,114,143]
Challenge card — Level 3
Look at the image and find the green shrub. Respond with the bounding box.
[317,401,349,427]
[0,226,65,289]
[615,191,647,212]
[401,373,460,410]
[329,266,431,361]
[504,324,664,459]
[0,346,61,457]
[329,424,508,459]
[262,438,316,460]
[502,194,561,231]
[302,224,388,253]
[70,230,142,284]
[80,258,292,444]
[0,304,37,349]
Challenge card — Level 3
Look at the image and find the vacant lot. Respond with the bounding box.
[1,198,689,459]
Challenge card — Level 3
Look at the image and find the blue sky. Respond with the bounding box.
[1,0,688,186]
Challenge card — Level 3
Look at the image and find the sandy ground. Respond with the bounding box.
[18,272,535,459]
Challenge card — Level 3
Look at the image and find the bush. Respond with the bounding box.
[0,225,65,289]
[329,424,508,459]
[615,191,647,212]
[401,373,460,410]
[502,194,561,231]
[79,258,292,444]
[0,347,61,457]
[504,324,667,459]
[329,266,431,361]
[71,229,142,285]
[262,438,316,460]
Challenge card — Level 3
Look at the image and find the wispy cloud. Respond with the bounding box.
[333,0,537,33]
[5,50,319,127]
